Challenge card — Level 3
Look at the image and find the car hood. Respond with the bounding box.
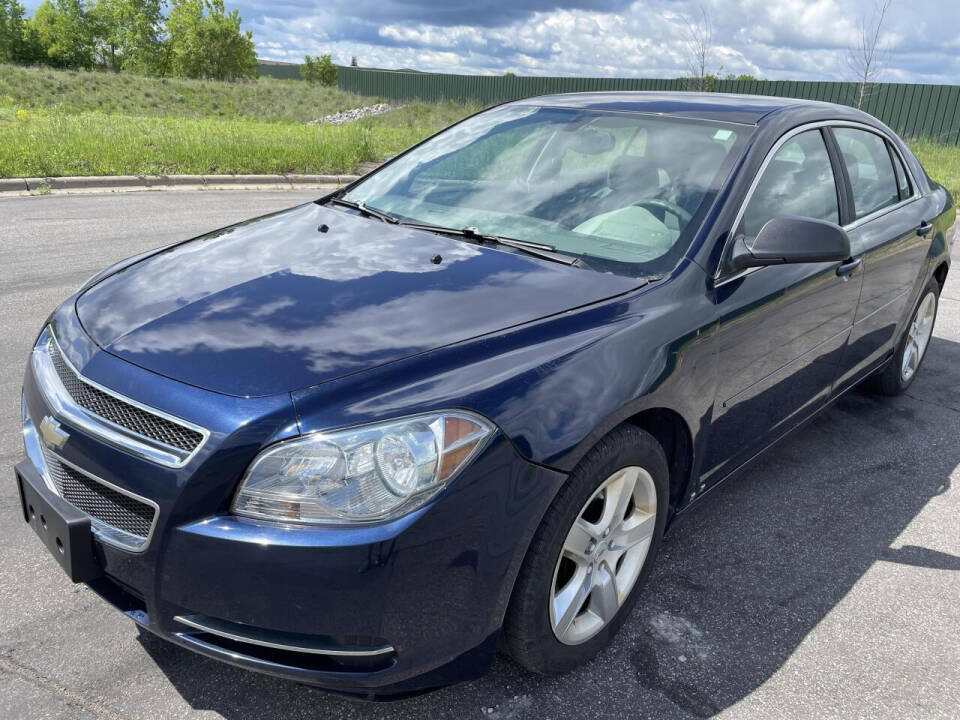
[76,202,640,397]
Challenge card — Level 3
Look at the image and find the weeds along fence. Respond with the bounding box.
[338,67,960,146]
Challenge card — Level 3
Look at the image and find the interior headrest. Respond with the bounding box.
[650,132,725,182]
[607,155,660,193]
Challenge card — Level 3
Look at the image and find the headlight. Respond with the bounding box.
[231,411,494,525]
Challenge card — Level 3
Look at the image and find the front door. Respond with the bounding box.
[701,128,863,488]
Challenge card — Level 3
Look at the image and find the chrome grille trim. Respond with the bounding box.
[33,328,209,468]
[41,447,159,552]
[48,343,203,452]
[173,615,395,657]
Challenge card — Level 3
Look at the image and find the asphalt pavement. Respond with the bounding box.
[1,190,958,720]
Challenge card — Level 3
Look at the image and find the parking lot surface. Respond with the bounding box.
[1,190,958,720]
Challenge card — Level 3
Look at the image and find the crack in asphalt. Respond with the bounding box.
[904,391,960,415]
[0,650,129,720]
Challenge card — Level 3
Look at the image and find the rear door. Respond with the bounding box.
[701,127,863,488]
[828,126,931,391]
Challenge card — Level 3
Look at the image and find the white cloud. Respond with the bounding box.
[245,0,958,83]
[19,0,956,83]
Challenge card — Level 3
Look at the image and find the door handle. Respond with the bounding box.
[917,222,934,237]
[836,257,862,278]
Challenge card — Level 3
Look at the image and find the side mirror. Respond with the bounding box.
[730,216,851,271]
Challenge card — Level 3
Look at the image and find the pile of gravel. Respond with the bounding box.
[307,103,401,126]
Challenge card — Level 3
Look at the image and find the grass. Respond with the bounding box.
[0,62,480,176]
[0,63,371,124]
[0,104,477,176]
[910,138,960,199]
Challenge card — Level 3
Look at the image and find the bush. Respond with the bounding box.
[301,53,337,86]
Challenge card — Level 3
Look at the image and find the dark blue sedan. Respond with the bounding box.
[16,92,956,697]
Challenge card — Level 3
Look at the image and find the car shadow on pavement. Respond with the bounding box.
[137,336,960,720]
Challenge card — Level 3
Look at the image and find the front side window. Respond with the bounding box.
[343,105,746,276]
[742,129,840,238]
[834,127,900,220]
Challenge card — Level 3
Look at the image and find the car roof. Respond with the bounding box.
[512,91,870,126]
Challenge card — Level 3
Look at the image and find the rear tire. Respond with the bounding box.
[869,279,939,396]
[503,425,669,674]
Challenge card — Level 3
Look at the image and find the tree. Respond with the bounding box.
[165,0,257,81]
[350,55,357,67]
[0,0,41,63]
[31,0,95,69]
[301,53,336,86]
[16,15,46,64]
[0,0,22,61]
[848,0,893,109]
[682,5,722,92]
[89,0,164,73]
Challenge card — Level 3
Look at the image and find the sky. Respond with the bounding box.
[21,0,960,83]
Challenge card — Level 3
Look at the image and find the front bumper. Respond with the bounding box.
[17,436,563,697]
[154,437,562,696]
[18,311,566,697]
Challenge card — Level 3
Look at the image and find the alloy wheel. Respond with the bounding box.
[549,466,657,645]
[901,291,936,382]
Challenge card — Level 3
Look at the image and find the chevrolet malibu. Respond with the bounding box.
[16,93,956,698]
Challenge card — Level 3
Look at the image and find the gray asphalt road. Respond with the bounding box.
[1,190,959,720]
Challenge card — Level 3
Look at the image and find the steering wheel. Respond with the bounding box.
[634,199,693,226]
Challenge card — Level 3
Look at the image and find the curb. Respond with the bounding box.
[1,173,362,196]
[0,178,29,192]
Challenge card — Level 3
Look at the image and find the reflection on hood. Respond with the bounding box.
[77,203,640,396]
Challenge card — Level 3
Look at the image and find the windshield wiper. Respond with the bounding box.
[327,197,399,224]
[326,201,584,268]
[397,221,583,267]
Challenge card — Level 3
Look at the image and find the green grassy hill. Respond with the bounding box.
[0,63,477,177]
[0,64,363,124]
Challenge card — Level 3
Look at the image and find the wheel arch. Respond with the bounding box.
[496,406,697,637]
[622,407,694,515]
[555,399,701,518]
[933,260,949,291]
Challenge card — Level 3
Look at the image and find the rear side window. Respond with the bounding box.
[833,128,900,220]
[889,145,912,201]
[742,129,839,237]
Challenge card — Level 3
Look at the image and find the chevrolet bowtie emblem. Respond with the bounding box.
[39,416,69,450]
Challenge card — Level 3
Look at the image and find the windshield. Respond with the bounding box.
[343,105,747,276]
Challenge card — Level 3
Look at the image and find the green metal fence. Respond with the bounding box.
[258,62,302,80]
[338,67,960,146]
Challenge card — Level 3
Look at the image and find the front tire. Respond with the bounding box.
[503,425,669,674]
[870,279,939,396]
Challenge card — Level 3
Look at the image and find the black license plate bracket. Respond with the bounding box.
[16,462,103,583]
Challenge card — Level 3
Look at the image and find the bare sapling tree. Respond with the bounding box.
[683,5,722,92]
[848,0,894,109]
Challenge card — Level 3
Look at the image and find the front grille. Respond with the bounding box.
[43,448,156,548]
[46,339,203,453]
